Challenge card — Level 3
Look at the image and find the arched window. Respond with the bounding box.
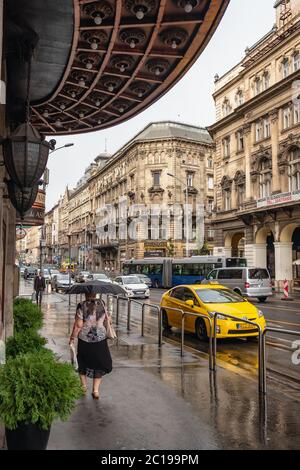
[289,148,300,191]
[221,176,232,211]
[293,52,300,72]
[234,171,246,207]
[254,77,261,96]
[263,71,270,91]
[235,89,244,106]
[282,57,290,78]
[222,98,231,117]
[207,156,213,169]
[259,158,272,198]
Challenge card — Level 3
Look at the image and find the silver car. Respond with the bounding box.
[204,267,272,303]
[51,274,74,292]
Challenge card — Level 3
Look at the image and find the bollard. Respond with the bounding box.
[107,295,113,316]
[212,313,217,371]
[158,307,163,347]
[116,297,120,325]
[181,315,185,357]
[127,298,131,331]
[281,279,293,301]
[141,304,145,337]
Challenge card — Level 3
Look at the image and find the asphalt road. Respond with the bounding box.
[137,289,300,385]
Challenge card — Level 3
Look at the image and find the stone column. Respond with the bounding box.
[274,242,293,290]
[269,108,280,194]
[243,124,252,200]
[253,244,267,268]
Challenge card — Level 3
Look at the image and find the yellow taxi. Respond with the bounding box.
[160,284,266,340]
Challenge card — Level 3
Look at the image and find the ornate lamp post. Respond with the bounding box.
[6,180,39,218]
[2,123,52,188]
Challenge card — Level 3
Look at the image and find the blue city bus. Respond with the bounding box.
[122,256,247,288]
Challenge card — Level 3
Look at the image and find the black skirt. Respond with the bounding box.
[77,338,112,379]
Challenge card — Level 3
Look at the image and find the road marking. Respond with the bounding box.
[261,305,300,313]
[266,318,300,328]
[266,341,292,351]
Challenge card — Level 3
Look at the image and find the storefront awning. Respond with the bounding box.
[5,0,230,135]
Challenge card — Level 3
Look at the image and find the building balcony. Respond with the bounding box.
[93,242,119,253]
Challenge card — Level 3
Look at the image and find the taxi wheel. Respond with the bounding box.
[162,310,171,330]
[195,319,208,341]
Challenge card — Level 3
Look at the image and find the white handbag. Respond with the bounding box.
[104,316,117,340]
[69,343,78,370]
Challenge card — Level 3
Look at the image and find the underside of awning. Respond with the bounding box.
[5,0,230,135]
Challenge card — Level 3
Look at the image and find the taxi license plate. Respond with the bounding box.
[237,323,253,330]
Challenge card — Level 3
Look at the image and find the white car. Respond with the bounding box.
[114,275,150,299]
[88,273,111,282]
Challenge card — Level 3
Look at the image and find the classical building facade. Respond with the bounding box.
[88,121,214,273]
[209,0,300,287]
[17,226,41,266]
[44,121,215,274]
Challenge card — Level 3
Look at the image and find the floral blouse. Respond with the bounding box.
[76,300,108,343]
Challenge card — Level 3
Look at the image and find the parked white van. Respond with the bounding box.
[203,267,273,303]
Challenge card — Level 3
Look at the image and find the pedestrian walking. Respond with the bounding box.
[69,293,112,399]
[34,270,46,306]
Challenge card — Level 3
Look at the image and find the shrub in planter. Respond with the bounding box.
[6,329,47,359]
[13,300,43,332]
[0,351,83,450]
[13,297,32,307]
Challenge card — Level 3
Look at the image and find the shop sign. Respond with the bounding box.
[16,189,45,226]
[144,250,166,258]
[257,190,300,208]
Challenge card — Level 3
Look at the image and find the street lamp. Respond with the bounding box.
[50,143,74,154]
[68,233,71,307]
[167,172,190,258]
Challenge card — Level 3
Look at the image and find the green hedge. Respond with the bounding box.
[6,330,47,359]
[13,298,43,332]
[13,297,32,307]
[0,351,83,430]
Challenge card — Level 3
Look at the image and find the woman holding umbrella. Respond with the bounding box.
[69,292,113,399]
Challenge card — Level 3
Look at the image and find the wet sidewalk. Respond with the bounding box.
[4,283,300,450]
[34,290,300,451]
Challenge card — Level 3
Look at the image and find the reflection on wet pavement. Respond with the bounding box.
[17,281,300,449]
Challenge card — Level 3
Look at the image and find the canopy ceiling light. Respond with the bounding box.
[24,0,229,135]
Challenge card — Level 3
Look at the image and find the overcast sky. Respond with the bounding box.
[46,0,276,210]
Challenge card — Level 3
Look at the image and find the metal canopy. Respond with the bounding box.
[9,0,230,135]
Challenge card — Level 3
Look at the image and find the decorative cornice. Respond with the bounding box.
[269,107,279,123]
[209,69,300,134]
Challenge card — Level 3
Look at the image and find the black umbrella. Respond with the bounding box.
[67,280,126,296]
